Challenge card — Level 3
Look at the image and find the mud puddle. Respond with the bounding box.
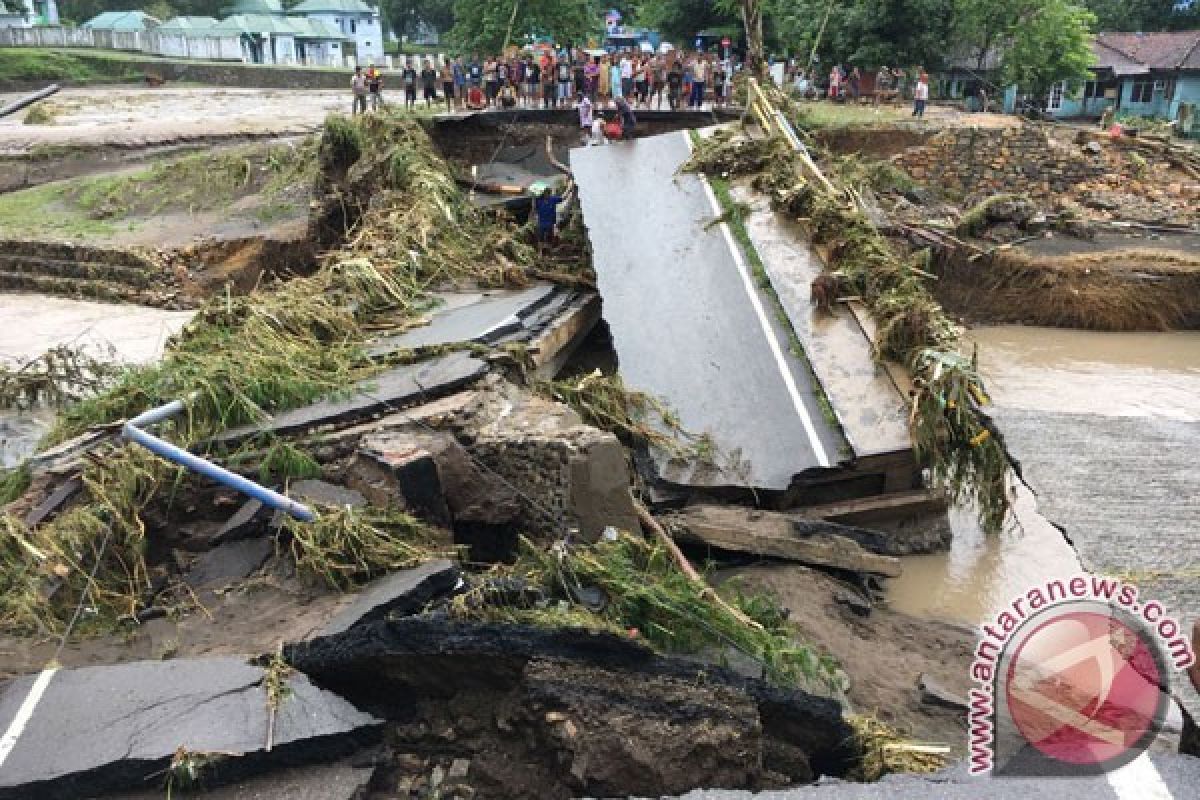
[888,325,1200,624]
[0,292,193,466]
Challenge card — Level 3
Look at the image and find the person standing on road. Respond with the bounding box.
[401,59,418,110]
[912,70,929,118]
[542,57,558,109]
[440,59,455,112]
[484,58,499,107]
[652,57,666,109]
[619,53,634,100]
[584,56,600,103]
[365,62,384,110]
[420,59,438,109]
[526,57,541,108]
[667,58,683,110]
[557,56,573,107]
[711,60,727,108]
[690,55,708,109]
[598,55,612,105]
[351,65,367,115]
[610,57,623,101]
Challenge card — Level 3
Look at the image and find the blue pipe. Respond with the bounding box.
[122,398,315,522]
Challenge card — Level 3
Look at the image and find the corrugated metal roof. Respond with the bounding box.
[158,16,220,33]
[220,0,284,15]
[83,10,160,31]
[215,13,345,39]
[290,0,375,15]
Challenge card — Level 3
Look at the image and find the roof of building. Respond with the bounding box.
[289,0,376,15]
[157,15,220,33]
[82,10,160,31]
[215,13,345,38]
[1093,30,1200,73]
[221,0,284,16]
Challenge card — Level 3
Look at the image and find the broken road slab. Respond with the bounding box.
[0,657,381,800]
[317,559,460,637]
[571,132,846,492]
[213,352,488,446]
[368,284,559,354]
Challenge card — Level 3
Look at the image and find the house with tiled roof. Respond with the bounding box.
[1046,30,1200,129]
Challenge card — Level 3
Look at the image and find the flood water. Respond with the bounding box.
[887,326,1200,624]
[0,293,194,467]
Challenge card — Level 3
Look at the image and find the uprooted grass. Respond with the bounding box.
[281,505,456,591]
[0,114,540,635]
[683,102,1011,532]
[454,533,846,693]
[537,370,691,455]
[848,714,950,781]
[0,344,124,412]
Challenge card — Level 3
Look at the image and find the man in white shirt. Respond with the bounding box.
[912,71,929,118]
[619,55,634,99]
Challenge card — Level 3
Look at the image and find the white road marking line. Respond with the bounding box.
[1106,753,1174,800]
[685,133,832,468]
[0,667,57,769]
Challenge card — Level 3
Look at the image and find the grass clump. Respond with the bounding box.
[22,102,56,125]
[0,344,122,412]
[281,505,455,591]
[955,193,1031,238]
[457,534,846,693]
[257,440,322,484]
[0,464,31,507]
[538,370,688,454]
[849,714,949,780]
[320,113,364,173]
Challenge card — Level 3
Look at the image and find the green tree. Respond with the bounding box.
[381,0,455,37]
[1080,0,1199,31]
[450,0,601,52]
[634,0,738,44]
[1000,0,1096,103]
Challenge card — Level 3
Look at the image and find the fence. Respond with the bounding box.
[0,25,245,63]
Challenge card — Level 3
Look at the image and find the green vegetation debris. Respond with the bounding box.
[22,102,56,125]
[455,534,846,693]
[282,505,456,591]
[0,463,31,507]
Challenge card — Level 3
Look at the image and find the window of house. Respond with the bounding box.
[1083,81,1100,100]
[1130,81,1154,103]
[350,19,356,33]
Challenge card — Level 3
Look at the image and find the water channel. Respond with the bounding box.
[888,325,1200,624]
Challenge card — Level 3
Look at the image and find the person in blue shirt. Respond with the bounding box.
[534,187,564,254]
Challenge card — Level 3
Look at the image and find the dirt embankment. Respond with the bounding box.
[887,123,1200,330]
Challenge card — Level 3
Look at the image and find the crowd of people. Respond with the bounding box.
[351,48,737,118]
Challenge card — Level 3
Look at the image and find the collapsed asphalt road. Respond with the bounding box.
[571,131,846,492]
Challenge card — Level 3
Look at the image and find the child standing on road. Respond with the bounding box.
[578,94,593,144]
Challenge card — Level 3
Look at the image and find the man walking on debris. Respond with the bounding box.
[912,69,929,118]
[535,185,565,255]
[351,65,368,115]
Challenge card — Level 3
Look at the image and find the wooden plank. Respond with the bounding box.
[666,504,902,577]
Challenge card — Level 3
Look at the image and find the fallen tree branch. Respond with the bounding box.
[634,500,765,632]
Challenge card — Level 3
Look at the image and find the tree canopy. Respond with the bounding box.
[448,0,601,52]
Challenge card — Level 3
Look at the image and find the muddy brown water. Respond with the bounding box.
[0,292,193,467]
[888,325,1200,624]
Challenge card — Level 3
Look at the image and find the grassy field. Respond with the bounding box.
[789,99,914,129]
[0,142,315,239]
[0,47,142,84]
